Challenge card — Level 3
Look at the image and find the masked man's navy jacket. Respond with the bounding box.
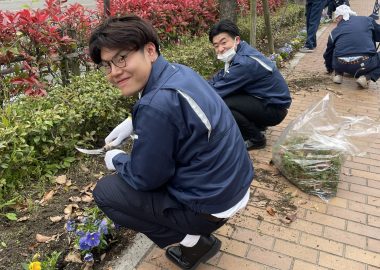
[112,56,254,214]
[208,41,291,108]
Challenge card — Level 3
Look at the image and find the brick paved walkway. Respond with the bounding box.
[135,1,380,269]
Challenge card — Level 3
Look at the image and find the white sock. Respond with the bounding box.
[180,234,201,247]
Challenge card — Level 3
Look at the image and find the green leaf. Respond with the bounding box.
[1,241,6,248]
[5,212,17,221]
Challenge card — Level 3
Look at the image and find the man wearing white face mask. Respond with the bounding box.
[208,19,291,150]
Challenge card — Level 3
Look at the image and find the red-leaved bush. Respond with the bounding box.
[0,0,285,98]
[96,0,218,43]
[0,0,98,96]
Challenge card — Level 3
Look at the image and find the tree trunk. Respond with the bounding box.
[250,0,257,46]
[218,0,238,23]
[103,0,111,17]
[262,0,274,53]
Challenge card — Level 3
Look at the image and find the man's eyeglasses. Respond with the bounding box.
[98,50,132,75]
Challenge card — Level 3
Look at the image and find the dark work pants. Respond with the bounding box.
[93,175,227,248]
[333,53,380,81]
[223,94,288,141]
[325,0,350,18]
[305,0,325,49]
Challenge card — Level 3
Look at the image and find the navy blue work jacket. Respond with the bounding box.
[208,41,291,108]
[112,56,254,214]
[324,16,380,71]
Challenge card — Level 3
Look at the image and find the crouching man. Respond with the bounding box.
[208,19,291,150]
[89,15,254,270]
[324,5,380,88]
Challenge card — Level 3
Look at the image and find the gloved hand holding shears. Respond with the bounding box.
[104,117,133,149]
[75,117,133,160]
[103,117,133,170]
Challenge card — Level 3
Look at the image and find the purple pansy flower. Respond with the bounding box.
[65,220,75,232]
[98,219,108,235]
[76,230,85,237]
[85,232,101,248]
[79,235,91,250]
[84,252,94,262]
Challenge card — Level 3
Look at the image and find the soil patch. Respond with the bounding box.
[0,155,136,269]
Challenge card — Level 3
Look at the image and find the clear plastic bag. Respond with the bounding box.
[272,94,380,201]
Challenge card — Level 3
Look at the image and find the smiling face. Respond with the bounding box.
[211,32,240,55]
[100,42,158,96]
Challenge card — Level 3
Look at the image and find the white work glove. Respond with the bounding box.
[104,149,126,170]
[105,117,133,148]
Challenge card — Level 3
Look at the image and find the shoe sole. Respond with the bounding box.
[166,237,222,270]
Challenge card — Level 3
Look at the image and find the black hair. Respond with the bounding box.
[89,15,160,64]
[208,19,240,43]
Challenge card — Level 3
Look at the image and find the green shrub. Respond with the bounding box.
[0,71,134,201]
[238,3,305,54]
[162,3,305,78]
[162,36,223,79]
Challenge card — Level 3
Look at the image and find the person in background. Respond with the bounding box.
[323,5,380,88]
[325,0,350,20]
[208,19,291,150]
[300,0,326,53]
[89,15,254,270]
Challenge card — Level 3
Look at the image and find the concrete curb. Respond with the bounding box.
[111,233,154,270]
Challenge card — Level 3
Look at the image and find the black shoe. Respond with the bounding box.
[166,235,221,270]
[244,135,266,150]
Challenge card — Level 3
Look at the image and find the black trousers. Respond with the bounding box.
[223,93,288,141]
[333,53,380,81]
[305,0,325,49]
[93,175,228,248]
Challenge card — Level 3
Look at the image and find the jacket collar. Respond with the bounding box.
[141,55,169,97]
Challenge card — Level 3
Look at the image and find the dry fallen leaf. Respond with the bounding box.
[28,242,40,251]
[69,196,82,203]
[100,253,106,261]
[39,190,55,205]
[266,206,276,216]
[81,183,94,193]
[90,182,97,190]
[55,175,67,185]
[75,210,84,216]
[92,172,104,179]
[50,216,63,223]
[81,194,93,203]
[65,179,72,187]
[64,252,82,263]
[64,204,79,215]
[17,216,30,222]
[36,234,53,243]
